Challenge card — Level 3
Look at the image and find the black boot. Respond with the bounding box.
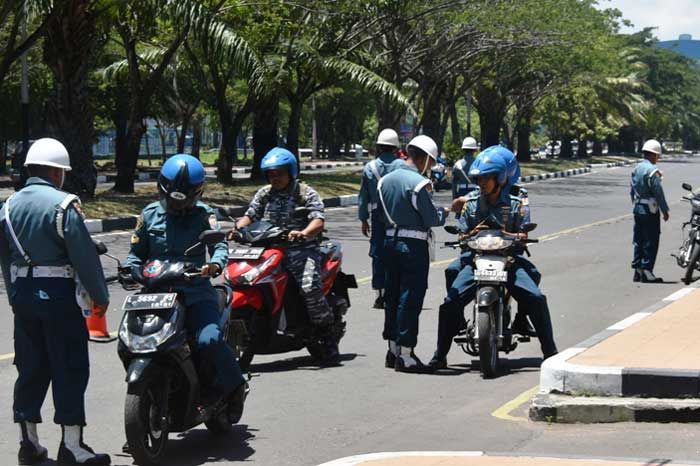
[633,269,641,282]
[394,346,435,374]
[228,382,250,424]
[373,289,385,309]
[640,270,663,283]
[511,312,537,337]
[385,340,397,368]
[57,425,110,466]
[18,422,48,465]
[428,352,447,370]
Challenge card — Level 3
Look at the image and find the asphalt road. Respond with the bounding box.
[2,158,700,465]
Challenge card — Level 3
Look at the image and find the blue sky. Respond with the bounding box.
[599,0,700,41]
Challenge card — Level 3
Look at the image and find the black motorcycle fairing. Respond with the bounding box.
[135,261,195,289]
[127,307,177,336]
[237,221,286,244]
[126,358,152,384]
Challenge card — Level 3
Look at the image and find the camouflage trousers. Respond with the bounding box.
[284,246,334,327]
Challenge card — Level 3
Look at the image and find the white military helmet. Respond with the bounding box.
[407,134,438,161]
[24,138,72,171]
[376,128,400,148]
[641,139,662,155]
[461,136,478,150]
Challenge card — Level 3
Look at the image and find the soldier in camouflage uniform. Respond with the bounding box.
[234,147,340,365]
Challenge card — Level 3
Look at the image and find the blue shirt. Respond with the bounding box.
[0,177,109,305]
[630,159,669,215]
[459,189,530,233]
[452,155,477,199]
[378,164,446,232]
[358,152,399,221]
[126,201,227,299]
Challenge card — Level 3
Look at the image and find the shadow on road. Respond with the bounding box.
[250,352,359,373]
[110,425,256,466]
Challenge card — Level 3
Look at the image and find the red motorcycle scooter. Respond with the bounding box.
[223,214,357,370]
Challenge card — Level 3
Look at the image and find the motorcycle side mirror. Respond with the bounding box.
[93,240,108,255]
[520,222,538,233]
[444,225,460,235]
[682,183,693,192]
[294,207,311,218]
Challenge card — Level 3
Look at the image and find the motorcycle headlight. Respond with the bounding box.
[468,235,508,251]
[119,307,179,353]
[235,254,279,285]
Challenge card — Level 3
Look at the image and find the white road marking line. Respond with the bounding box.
[607,312,652,331]
[317,451,484,466]
[663,287,695,301]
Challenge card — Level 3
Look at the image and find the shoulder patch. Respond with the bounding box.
[71,201,86,219]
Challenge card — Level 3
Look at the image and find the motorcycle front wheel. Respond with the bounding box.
[125,381,169,466]
[685,243,700,284]
[478,308,499,379]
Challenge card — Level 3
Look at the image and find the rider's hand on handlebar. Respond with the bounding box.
[451,196,468,213]
[288,230,307,242]
[361,220,370,238]
[201,263,222,278]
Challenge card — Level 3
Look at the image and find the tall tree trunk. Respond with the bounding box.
[216,105,234,184]
[560,137,573,159]
[286,96,304,158]
[516,116,532,162]
[577,138,588,158]
[252,94,279,179]
[376,95,402,131]
[592,139,603,156]
[191,117,201,158]
[449,101,461,146]
[44,0,98,198]
[177,112,191,153]
[114,117,145,193]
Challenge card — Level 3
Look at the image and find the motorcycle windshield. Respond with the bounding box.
[467,230,514,252]
[239,221,286,244]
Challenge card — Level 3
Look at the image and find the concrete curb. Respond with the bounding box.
[532,283,700,423]
[86,194,360,234]
[538,283,700,399]
[520,167,591,183]
[530,392,700,423]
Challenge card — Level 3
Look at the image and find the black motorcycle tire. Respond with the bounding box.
[205,410,232,435]
[685,243,700,285]
[478,308,499,379]
[124,382,169,466]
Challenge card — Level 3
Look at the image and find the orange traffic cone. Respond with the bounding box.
[85,305,116,343]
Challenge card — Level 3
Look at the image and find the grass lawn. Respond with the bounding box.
[519,155,638,176]
[83,170,362,219]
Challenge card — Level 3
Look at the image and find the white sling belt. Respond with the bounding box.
[4,193,94,312]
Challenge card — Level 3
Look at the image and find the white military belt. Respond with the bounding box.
[636,198,655,205]
[11,264,75,282]
[386,228,429,241]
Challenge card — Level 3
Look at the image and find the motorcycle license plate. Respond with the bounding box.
[123,293,177,311]
[229,247,264,260]
[474,269,508,282]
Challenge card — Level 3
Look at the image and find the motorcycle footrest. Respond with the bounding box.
[454,336,469,344]
[517,336,531,343]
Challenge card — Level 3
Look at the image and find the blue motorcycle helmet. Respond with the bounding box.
[488,145,520,186]
[158,154,206,215]
[261,147,299,179]
[468,146,509,186]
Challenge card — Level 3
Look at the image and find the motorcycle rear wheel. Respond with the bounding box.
[684,243,700,285]
[478,308,499,379]
[125,382,169,466]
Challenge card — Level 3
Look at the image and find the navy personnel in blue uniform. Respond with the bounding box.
[358,128,401,309]
[631,139,669,283]
[429,148,557,369]
[126,154,248,427]
[0,139,111,465]
[452,136,479,200]
[378,135,448,373]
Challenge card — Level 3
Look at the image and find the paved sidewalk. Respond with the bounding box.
[532,285,700,422]
[318,452,698,466]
